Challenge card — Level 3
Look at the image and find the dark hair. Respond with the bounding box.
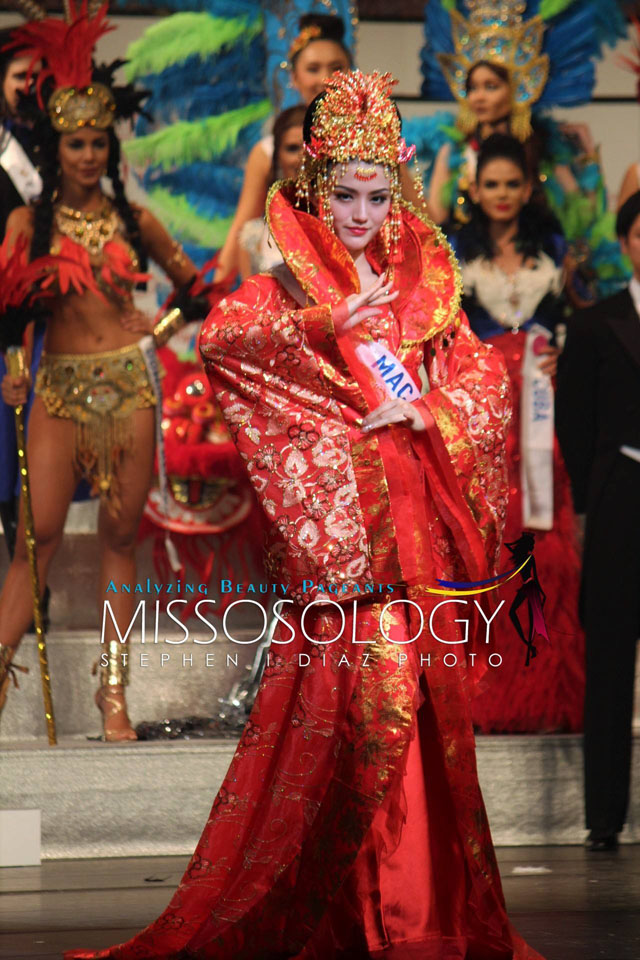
[456,133,562,262]
[271,104,306,184]
[465,60,511,93]
[30,122,147,271]
[476,133,528,181]
[616,190,640,238]
[291,14,352,68]
[303,92,322,145]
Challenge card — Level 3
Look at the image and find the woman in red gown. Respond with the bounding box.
[451,134,584,733]
[66,71,544,960]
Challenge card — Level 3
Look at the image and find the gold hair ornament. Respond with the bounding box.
[288,24,323,63]
[296,70,425,273]
[48,82,116,131]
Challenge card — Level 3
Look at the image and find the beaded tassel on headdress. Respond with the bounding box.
[296,70,425,271]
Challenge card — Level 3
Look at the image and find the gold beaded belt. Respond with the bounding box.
[35,344,156,514]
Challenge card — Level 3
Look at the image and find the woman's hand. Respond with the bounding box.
[341,272,399,332]
[1,373,29,407]
[537,344,559,377]
[361,398,425,433]
[120,307,155,335]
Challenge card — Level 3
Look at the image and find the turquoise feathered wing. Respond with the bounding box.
[122,2,269,270]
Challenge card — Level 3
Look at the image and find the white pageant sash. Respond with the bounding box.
[520,323,554,531]
[0,130,42,204]
[354,341,421,401]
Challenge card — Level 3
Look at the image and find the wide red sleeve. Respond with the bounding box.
[198,275,373,591]
[412,311,512,579]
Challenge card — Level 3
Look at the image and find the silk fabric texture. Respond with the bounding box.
[65,185,544,959]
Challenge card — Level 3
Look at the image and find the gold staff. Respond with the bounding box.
[6,345,56,745]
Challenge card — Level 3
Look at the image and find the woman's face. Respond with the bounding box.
[619,213,640,276]
[329,162,391,256]
[291,40,350,106]
[472,157,531,223]
[466,64,511,126]
[3,56,34,115]
[278,124,304,180]
[58,128,110,190]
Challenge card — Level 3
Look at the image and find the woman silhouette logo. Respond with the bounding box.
[504,533,550,666]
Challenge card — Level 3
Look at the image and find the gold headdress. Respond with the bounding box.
[437,0,549,142]
[296,70,422,267]
[7,0,116,132]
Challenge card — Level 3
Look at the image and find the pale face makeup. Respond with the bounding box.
[328,162,391,258]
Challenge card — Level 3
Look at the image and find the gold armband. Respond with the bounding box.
[166,242,188,270]
[153,308,186,347]
[6,345,27,379]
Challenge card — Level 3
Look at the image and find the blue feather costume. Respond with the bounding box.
[414,0,629,298]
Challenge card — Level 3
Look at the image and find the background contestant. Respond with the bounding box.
[214,13,351,282]
[0,4,197,741]
[0,30,42,563]
[453,133,584,733]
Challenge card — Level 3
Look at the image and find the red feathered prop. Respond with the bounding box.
[0,233,56,311]
[101,240,150,296]
[39,237,148,301]
[0,232,57,350]
[40,237,102,298]
[138,254,265,618]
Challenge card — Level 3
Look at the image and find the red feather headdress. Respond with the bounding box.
[6,0,116,131]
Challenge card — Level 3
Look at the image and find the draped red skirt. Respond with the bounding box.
[65,597,545,960]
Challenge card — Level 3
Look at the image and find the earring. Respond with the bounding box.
[381,216,391,261]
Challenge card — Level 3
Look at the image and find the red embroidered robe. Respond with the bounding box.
[65,187,544,960]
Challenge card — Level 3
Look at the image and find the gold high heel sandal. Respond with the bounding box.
[93,640,137,742]
[0,644,28,715]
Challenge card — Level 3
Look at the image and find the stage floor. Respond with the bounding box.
[0,846,639,959]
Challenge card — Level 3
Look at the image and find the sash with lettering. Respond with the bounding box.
[270,262,423,404]
[520,323,554,530]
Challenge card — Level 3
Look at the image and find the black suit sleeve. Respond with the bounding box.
[555,310,599,513]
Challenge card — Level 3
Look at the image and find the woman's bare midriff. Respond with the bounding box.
[44,291,142,355]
